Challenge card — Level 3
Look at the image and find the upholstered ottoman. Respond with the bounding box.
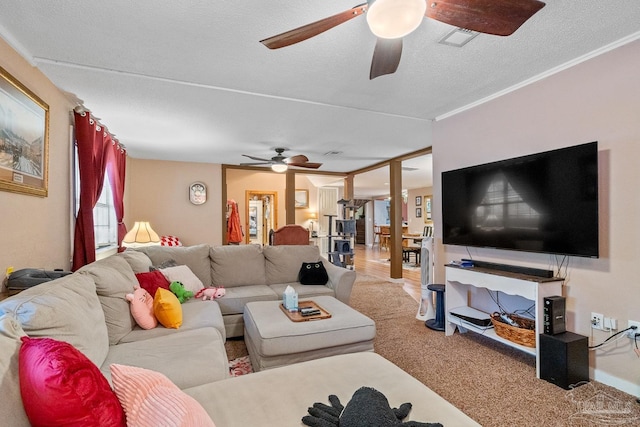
[243,296,376,371]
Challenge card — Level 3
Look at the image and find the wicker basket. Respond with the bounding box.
[490,313,536,348]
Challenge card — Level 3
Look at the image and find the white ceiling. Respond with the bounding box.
[1,1,639,197]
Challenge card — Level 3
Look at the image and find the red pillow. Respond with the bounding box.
[135,270,170,297]
[19,336,125,427]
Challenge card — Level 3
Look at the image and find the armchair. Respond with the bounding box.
[271,225,310,245]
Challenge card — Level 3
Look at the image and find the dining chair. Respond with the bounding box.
[373,225,382,249]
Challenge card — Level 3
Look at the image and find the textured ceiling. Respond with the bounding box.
[0,1,639,196]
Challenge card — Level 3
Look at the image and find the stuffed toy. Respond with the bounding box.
[169,281,194,303]
[125,286,157,329]
[194,286,226,301]
[302,386,442,427]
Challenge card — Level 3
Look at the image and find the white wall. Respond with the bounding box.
[407,187,433,234]
[432,40,640,395]
[0,37,74,287]
[125,158,223,246]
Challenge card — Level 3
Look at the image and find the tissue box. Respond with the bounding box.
[283,291,298,311]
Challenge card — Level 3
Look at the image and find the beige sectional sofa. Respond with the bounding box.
[135,244,357,338]
[0,243,480,426]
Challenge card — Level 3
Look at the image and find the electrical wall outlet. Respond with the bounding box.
[627,320,640,338]
[604,317,617,330]
[591,312,604,330]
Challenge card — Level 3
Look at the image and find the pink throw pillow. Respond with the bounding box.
[126,287,158,329]
[135,270,170,297]
[110,364,216,427]
[19,336,126,427]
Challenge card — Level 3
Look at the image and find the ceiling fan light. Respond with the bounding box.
[366,0,427,39]
[271,163,288,173]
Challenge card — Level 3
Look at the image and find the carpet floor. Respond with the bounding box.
[225,275,640,426]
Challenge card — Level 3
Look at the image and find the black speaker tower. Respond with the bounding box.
[543,296,566,335]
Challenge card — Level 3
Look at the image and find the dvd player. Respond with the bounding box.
[449,306,493,328]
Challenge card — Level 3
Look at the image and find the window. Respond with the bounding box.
[73,148,118,250]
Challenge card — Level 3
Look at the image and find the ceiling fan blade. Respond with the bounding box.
[286,154,309,164]
[260,3,368,49]
[289,162,323,169]
[240,162,272,166]
[426,0,546,37]
[242,154,271,162]
[370,37,403,80]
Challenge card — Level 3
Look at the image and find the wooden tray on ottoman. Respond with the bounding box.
[280,300,332,322]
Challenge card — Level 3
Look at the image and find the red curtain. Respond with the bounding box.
[71,111,113,271]
[107,141,127,252]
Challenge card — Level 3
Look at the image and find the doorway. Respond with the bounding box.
[245,191,278,245]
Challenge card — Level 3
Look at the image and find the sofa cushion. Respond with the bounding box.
[119,299,226,343]
[215,285,278,316]
[119,249,153,273]
[269,283,334,301]
[78,255,139,345]
[101,328,229,389]
[0,314,29,426]
[111,364,215,427]
[136,244,212,287]
[19,336,126,427]
[263,245,323,284]
[153,288,183,329]
[0,273,109,367]
[135,270,171,297]
[210,244,266,287]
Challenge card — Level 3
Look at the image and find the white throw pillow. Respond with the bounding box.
[159,265,204,293]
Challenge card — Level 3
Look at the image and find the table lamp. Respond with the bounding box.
[122,221,161,248]
[309,212,317,237]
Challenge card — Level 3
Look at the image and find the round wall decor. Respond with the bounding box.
[189,182,207,205]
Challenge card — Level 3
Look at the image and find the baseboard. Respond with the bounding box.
[593,368,639,397]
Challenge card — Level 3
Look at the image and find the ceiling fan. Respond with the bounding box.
[260,0,546,79]
[241,148,323,172]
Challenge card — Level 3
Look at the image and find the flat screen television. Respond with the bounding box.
[442,142,599,258]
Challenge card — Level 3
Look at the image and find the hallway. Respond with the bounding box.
[352,244,421,302]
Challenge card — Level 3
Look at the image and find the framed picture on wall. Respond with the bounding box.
[416,207,422,218]
[0,65,49,197]
[415,196,422,206]
[248,206,258,237]
[294,189,309,209]
[424,195,432,222]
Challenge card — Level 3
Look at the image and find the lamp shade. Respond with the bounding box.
[122,222,161,248]
[366,0,426,39]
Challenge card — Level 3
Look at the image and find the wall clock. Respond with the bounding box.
[189,182,207,205]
